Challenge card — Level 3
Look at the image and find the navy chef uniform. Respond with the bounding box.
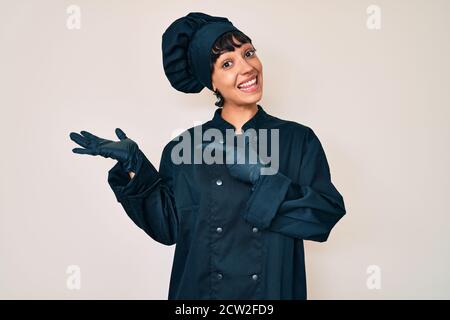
[107,12,346,299]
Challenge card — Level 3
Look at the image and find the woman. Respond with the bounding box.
[69,12,346,300]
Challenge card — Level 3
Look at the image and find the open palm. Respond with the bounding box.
[69,128,142,173]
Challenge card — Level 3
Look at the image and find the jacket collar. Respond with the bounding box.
[209,104,269,132]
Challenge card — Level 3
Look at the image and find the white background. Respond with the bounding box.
[0,0,449,299]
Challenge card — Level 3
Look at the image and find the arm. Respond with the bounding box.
[107,144,179,245]
[242,127,346,242]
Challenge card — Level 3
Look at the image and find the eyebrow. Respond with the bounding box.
[219,44,254,62]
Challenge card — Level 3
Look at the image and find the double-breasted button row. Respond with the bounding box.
[214,226,258,234]
[214,272,258,281]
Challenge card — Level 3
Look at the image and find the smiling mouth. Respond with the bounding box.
[237,76,259,93]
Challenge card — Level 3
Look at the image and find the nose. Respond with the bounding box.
[237,56,256,74]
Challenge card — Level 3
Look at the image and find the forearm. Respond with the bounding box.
[107,153,178,245]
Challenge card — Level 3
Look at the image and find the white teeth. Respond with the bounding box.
[238,77,257,88]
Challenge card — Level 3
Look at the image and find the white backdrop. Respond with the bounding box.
[1,0,449,299]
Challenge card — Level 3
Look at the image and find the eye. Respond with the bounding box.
[221,49,257,69]
[245,48,256,58]
[222,61,231,69]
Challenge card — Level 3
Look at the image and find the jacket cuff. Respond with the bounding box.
[242,171,291,229]
[107,153,160,202]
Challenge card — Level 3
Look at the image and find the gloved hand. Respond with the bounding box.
[197,134,268,185]
[69,128,143,173]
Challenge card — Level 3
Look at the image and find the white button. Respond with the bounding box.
[216,179,222,186]
[216,227,223,233]
[217,273,223,280]
[252,274,258,280]
[252,227,258,233]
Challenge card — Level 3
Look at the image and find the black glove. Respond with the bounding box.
[196,135,268,185]
[69,128,143,173]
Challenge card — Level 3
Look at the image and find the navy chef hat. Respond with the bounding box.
[162,12,242,93]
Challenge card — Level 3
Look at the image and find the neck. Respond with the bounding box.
[221,102,258,134]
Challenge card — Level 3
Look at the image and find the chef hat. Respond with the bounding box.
[161,12,242,93]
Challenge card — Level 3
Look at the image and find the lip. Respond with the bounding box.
[237,75,259,93]
[237,75,258,88]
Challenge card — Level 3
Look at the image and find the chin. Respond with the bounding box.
[225,86,263,106]
[240,91,263,103]
[243,92,263,104]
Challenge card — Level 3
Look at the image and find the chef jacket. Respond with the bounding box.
[107,104,346,300]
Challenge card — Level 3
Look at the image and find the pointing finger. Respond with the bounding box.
[69,132,89,148]
[80,130,101,141]
[115,128,127,141]
[72,148,94,155]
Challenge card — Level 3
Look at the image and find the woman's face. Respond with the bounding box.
[211,37,263,108]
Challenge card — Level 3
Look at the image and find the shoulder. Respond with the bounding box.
[264,112,316,141]
[160,124,200,161]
